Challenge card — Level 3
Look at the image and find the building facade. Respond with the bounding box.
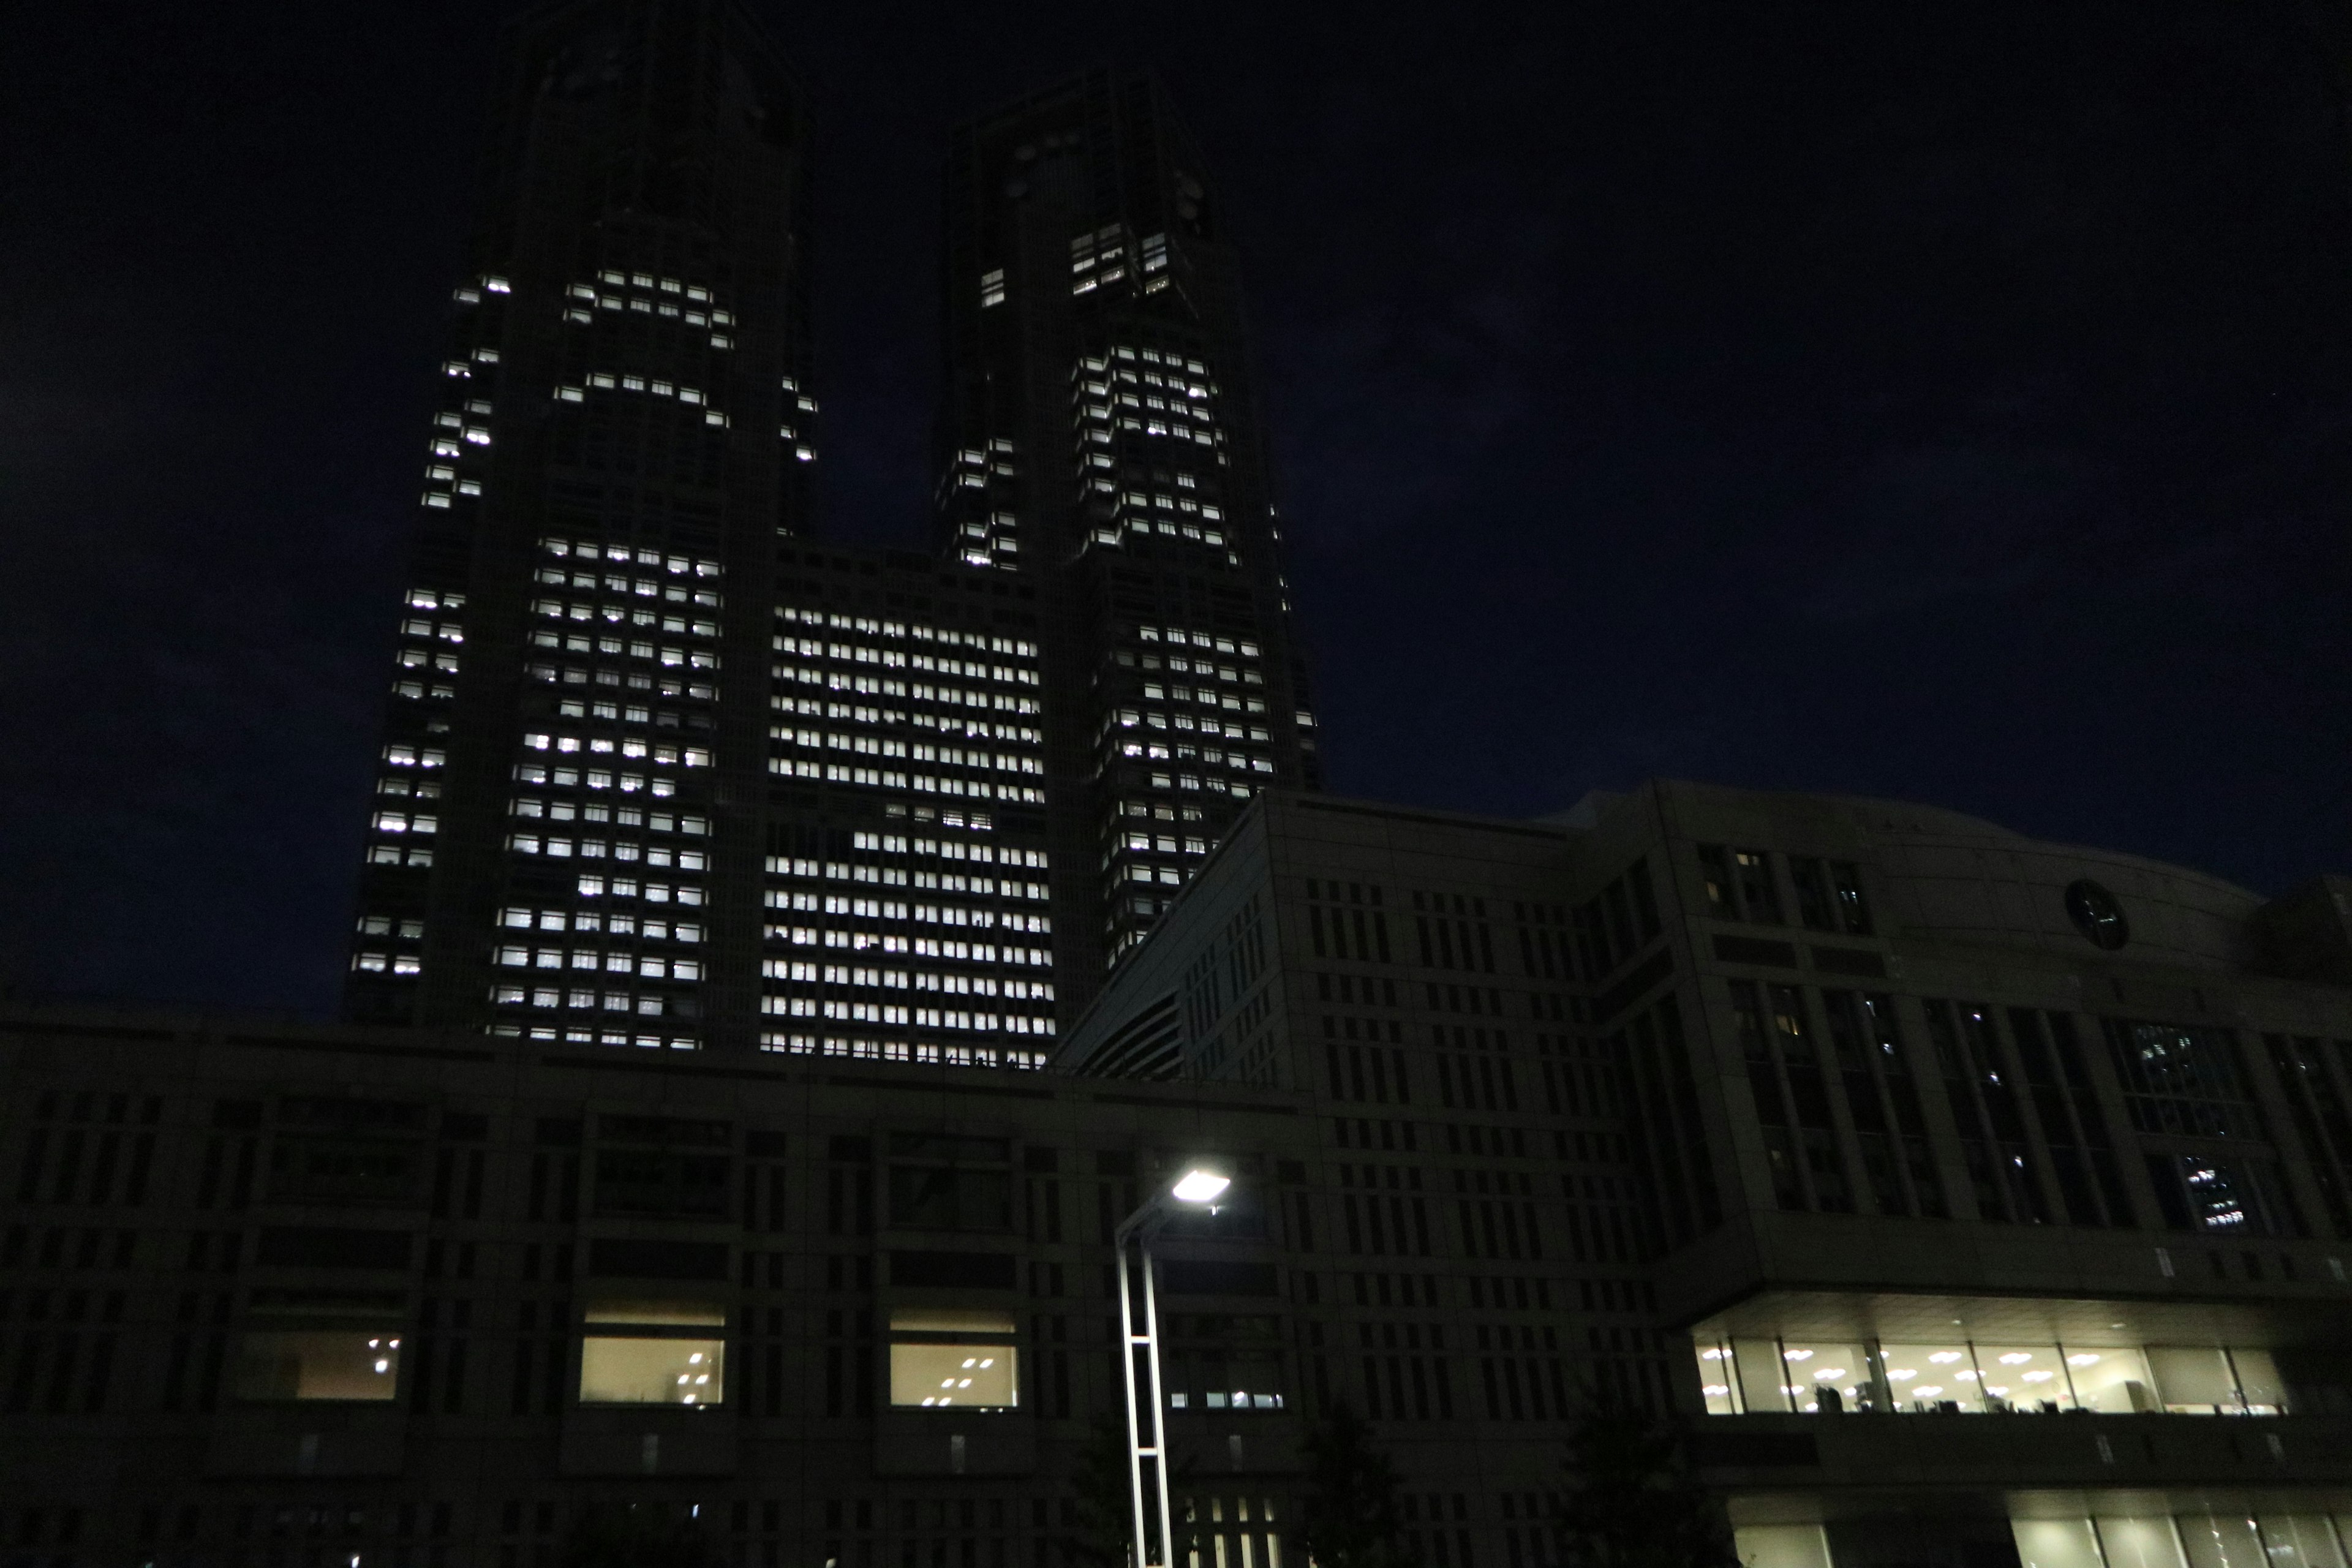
[345,3,1318,1051]
[8,783,2351,1565]
[935,69,1322,975]
[1059,784,2352,1566]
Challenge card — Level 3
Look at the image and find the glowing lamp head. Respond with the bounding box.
[1170,1169,1231,1205]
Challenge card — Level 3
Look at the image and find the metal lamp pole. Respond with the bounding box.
[1114,1167,1232,1568]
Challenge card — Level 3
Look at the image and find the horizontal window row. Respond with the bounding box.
[523,733,711,767]
[1695,1333,2286,1417]
[510,799,706,832]
[350,952,420,975]
[573,876,702,905]
[768,731,1039,769]
[758,998,1055,1035]
[1115,743,1274,774]
[554,372,718,406]
[774,606,1034,658]
[391,680,453,701]
[756,898,1052,934]
[571,270,728,308]
[799,835,1047,867]
[503,1023,698,1050]
[766,873,1047,899]
[501,908,699,938]
[513,763,676,796]
[1113,710,1270,741]
[758,963,1050,999]
[1106,769,1261,801]
[532,599,718,640]
[496,949,703,980]
[551,699,712,731]
[772,665,1041,714]
[760,1035,1050,1069]
[771,699,1040,748]
[770,639,1036,680]
[531,665,715,699]
[506,835,706,870]
[541,536,722,578]
[762,930,1051,966]
[491,987,695,1029]
[767,760,1044,804]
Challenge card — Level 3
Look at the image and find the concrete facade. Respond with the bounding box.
[1060,785,2352,1566]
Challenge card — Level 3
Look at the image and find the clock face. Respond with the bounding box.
[2064,879,2130,951]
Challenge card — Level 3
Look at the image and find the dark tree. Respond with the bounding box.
[1064,1411,1136,1567]
[1297,1402,1417,1568]
[1551,1396,1738,1568]
[557,1502,714,1568]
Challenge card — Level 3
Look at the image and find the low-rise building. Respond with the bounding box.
[1060,784,2352,1567]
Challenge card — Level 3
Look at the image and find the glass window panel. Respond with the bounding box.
[889,1342,1016,1408]
[584,1298,724,1326]
[2180,1512,2266,1568]
[1776,1340,1868,1414]
[579,1336,725,1404]
[888,1307,1017,1409]
[1730,1338,1791,1413]
[1975,1344,2071,1412]
[2258,1518,2348,1568]
[231,1329,403,1402]
[1732,1525,1831,1568]
[1694,1340,1741,1414]
[2012,1520,2106,1568]
[1879,1342,1978,1412]
[892,1308,1016,1334]
[2059,1346,2157,1413]
[2230,1349,2290,1413]
[2148,1347,2237,1412]
[2095,1518,2189,1568]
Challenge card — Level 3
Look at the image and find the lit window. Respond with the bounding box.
[889,1309,1017,1408]
[232,1307,404,1404]
[579,1300,727,1406]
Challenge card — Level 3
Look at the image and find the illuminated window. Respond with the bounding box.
[579,1300,726,1406]
[889,1308,1017,1408]
[232,1297,405,1403]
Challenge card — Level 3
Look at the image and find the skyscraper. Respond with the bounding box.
[345,7,1315,1049]
[936,69,1322,980]
[346,0,819,1049]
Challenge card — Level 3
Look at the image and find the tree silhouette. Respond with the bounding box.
[1296,1401,1417,1568]
[1064,1410,1136,1567]
[1551,1393,1737,1568]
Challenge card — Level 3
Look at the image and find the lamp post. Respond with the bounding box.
[1114,1165,1233,1568]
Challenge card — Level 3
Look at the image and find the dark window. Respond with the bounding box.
[592,1117,733,1218]
[1733,851,1782,924]
[2065,880,2130,950]
[1696,846,1735,919]
[888,1134,1012,1232]
[1789,859,1836,932]
[1829,862,1871,935]
[2103,1021,2261,1140]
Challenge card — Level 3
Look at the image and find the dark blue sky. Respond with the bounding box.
[4,0,2348,1014]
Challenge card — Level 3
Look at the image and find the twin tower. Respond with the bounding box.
[344,0,1319,1055]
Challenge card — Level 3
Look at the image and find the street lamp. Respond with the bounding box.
[1114,1163,1233,1568]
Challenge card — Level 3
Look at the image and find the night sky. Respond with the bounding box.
[6,1,2348,1016]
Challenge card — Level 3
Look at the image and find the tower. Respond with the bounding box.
[936,69,1322,993]
[348,25,1312,1050]
[347,0,816,1044]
